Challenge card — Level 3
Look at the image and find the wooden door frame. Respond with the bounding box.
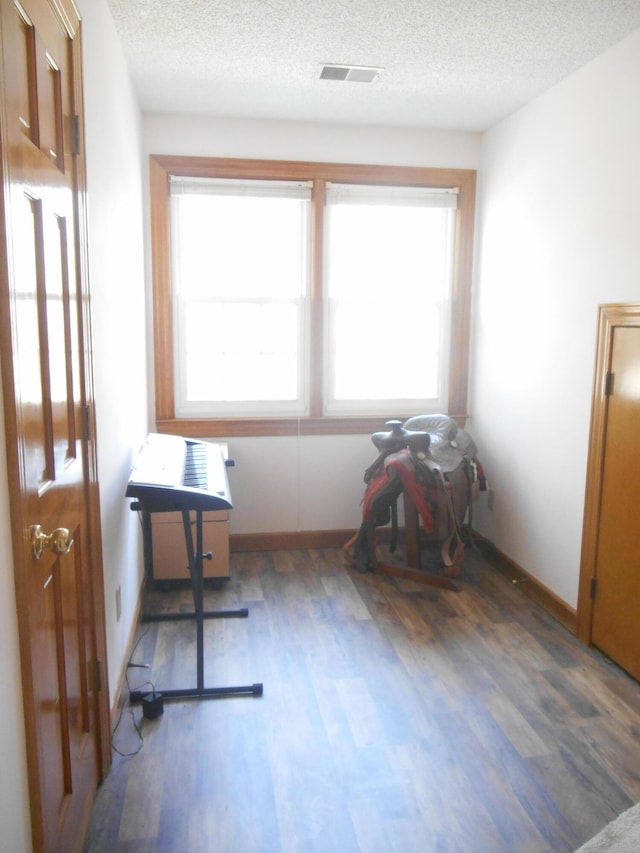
[0,3,111,849]
[577,302,640,643]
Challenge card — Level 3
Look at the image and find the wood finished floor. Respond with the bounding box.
[84,546,640,852]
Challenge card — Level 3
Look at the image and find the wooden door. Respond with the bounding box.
[0,1,110,851]
[578,305,640,679]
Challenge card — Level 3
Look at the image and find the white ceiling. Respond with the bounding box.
[106,0,640,132]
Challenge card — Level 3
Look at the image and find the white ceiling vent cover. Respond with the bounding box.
[319,64,382,83]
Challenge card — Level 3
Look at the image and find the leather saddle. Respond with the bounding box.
[345,415,485,589]
[368,415,478,474]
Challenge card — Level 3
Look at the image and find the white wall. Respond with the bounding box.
[217,434,377,535]
[141,114,481,536]
[142,113,481,167]
[78,0,149,698]
[470,27,640,607]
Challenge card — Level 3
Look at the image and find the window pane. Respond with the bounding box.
[181,301,300,402]
[327,205,451,301]
[171,184,310,414]
[176,194,306,299]
[332,302,441,400]
[325,195,454,413]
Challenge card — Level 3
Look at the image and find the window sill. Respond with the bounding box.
[155,414,466,438]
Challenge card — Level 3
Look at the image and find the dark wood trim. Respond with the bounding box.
[156,413,469,438]
[474,535,577,634]
[577,303,640,643]
[231,528,396,552]
[149,154,174,421]
[150,155,477,189]
[149,154,476,437]
[230,529,357,552]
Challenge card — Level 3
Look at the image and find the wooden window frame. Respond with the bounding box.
[149,154,476,437]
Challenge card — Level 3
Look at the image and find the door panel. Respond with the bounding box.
[590,324,640,678]
[0,0,109,850]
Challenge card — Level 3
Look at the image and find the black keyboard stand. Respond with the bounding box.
[130,507,263,702]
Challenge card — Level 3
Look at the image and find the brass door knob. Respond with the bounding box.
[31,525,74,560]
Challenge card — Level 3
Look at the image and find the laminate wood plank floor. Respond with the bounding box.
[83,547,640,852]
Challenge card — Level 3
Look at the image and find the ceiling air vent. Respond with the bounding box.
[319,64,382,83]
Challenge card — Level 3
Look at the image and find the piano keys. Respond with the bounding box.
[126,433,233,513]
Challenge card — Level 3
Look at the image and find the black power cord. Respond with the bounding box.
[111,626,157,757]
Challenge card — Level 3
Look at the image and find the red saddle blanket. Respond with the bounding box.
[363,448,440,534]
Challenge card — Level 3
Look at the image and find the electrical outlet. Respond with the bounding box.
[115,585,122,621]
[487,489,495,511]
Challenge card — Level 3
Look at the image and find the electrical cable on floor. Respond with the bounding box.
[111,626,153,757]
[111,702,144,757]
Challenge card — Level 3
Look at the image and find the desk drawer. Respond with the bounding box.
[150,511,229,580]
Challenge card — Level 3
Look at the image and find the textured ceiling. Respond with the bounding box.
[106,0,640,131]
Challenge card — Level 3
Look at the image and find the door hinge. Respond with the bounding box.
[82,404,92,442]
[71,114,81,156]
[604,371,614,396]
[90,659,103,693]
[590,576,597,599]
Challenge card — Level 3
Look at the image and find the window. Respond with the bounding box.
[150,156,476,437]
[323,183,457,415]
[170,177,311,416]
